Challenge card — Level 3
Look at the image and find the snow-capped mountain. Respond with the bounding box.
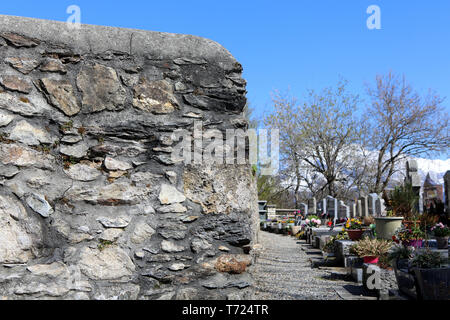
[414,157,450,185]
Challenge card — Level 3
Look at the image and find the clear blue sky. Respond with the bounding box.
[1,1,449,157]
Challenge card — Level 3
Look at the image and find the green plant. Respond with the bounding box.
[61,120,73,132]
[392,224,425,243]
[388,183,419,218]
[431,223,450,237]
[323,231,349,253]
[351,237,392,258]
[410,249,443,269]
[388,244,414,263]
[345,218,364,230]
[97,239,114,251]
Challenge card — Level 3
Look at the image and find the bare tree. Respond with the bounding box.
[366,72,450,193]
[264,80,363,202]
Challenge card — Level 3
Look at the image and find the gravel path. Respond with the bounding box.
[249,231,355,300]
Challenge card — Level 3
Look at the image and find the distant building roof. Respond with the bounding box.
[423,173,439,187]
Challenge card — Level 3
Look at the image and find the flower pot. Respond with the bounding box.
[436,236,449,249]
[363,256,379,264]
[346,229,365,241]
[393,260,417,299]
[291,226,301,236]
[413,267,450,300]
[374,217,404,240]
[403,239,423,248]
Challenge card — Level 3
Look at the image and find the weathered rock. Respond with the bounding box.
[77,63,127,113]
[1,32,39,47]
[132,78,178,114]
[4,57,40,74]
[99,229,123,242]
[60,142,89,158]
[63,163,101,181]
[131,222,155,244]
[0,110,14,127]
[14,282,70,297]
[27,262,69,278]
[78,246,135,280]
[97,216,131,228]
[158,203,187,214]
[104,157,132,171]
[25,193,54,218]
[168,263,187,271]
[39,78,80,116]
[9,120,54,146]
[0,92,45,116]
[214,254,252,274]
[0,144,54,169]
[0,75,33,93]
[0,195,38,264]
[39,58,67,74]
[161,240,186,253]
[191,238,212,253]
[159,184,186,205]
[0,164,19,178]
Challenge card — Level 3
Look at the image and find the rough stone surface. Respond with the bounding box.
[77,63,126,113]
[0,75,33,93]
[39,78,80,116]
[0,14,256,300]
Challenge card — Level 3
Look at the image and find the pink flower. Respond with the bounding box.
[305,219,310,224]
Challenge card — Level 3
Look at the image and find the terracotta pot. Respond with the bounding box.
[363,256,379,264]
[436,236,449,249]
[346,229,366,241]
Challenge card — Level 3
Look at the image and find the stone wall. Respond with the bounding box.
[0,15,258,300]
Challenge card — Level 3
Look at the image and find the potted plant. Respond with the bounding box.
[392,224,425,248]
[376,184,419,240]
[411,249,449,300]
[351,237,392,264]
[388,244,417,299]
[431,223,450,249]
[344,218,366,241]
[304,216,321,228]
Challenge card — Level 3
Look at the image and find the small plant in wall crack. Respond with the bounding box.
[98,239,115,251]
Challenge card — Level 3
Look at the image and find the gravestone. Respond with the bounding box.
[326,196,338,224]
[350,201,357,218]
[338,200,349,219]
[356,199,362,217]
[307,197,317,215]
[299,203,308,216]
[405,160,422,214]
[368,193,378,216]
[375,197,386,216]
[359,196,369,217]
[267,205,277,220]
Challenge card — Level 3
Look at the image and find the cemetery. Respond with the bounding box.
[0,6,449,304]
[255,160,450,300]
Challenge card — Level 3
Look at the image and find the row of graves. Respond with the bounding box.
[258,162,450,300]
